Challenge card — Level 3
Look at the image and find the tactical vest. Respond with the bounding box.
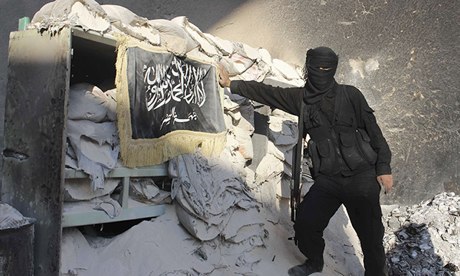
[304,85,377,177]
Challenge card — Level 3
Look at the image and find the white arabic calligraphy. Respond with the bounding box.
[160,106,198,130]
[144,56,207,112]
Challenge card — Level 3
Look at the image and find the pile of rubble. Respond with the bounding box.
[383,192,460,275]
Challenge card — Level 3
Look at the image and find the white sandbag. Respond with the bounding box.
[258,48,273,67]
[66,119,119,189]
[268,116,298,147]
[169,152,260,241]
[271,108,298,121]
[148,19,199,56]
[204,33,234,56]
[31,0,110,33]
[238,62,269,82]
[234,43,261,61]
[276,174,292,199]
[69,1,110,32]
[221,137,248,176]
[68,83,114,122]
[233,127,254,160]
[235,113,255,134]
[102,5,160,45]
[226,224,265,244]
[175,203,223,241]
[221,207,264,241]
[227,53,255,75]
[272,59,302,80]
[103,88,117,121]
[101,4,148,26]
[31,1,57,23]
[255,153,284,184]
[223,113,235,130]
[67,120,118,150]
[172,16,220,57]
[266,140,285,162]
[64,178,119,201]
[128,25,161,45]
[93,197,121,218]
[129,178,162,202]
[223,93,241,112]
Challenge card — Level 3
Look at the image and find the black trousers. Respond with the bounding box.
[294,169,387,276]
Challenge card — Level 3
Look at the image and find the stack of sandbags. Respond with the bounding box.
[65,83,170,217]
[221,90,255,180]
[168,152,264,242]
[64,82,122,217]
[65,82,118,191]
[168,152,267,274]
[30,0,160,44]
[29,0,304,85]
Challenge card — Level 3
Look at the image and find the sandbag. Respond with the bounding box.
[68,83,115,123]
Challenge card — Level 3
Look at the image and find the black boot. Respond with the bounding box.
[288,259,323,276]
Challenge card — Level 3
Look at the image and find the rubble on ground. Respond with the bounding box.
[383,192,460,276]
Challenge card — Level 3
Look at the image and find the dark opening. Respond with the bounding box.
[70,35,117,90]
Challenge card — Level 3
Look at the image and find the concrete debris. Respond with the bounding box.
[383,192,460,275]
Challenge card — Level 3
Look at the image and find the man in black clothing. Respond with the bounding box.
[218,47,393,276]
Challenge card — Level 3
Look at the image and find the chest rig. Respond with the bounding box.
[303,85,377,177]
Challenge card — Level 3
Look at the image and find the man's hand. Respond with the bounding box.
[218,63,231,88]
[377,174,393,194]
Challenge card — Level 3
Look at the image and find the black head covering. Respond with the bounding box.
[304,47,339,104]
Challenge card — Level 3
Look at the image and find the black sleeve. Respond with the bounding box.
[230,80,303,116]
[349,86,392,176]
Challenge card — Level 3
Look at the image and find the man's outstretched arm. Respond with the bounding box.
[218,64,303,116]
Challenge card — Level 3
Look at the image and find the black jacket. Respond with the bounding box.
[230,80,392,176]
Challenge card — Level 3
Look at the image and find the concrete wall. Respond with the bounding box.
[1,0,458,204]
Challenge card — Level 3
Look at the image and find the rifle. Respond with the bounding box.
[290,103,304,224]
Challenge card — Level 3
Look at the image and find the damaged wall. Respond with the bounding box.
[0,0,458,204]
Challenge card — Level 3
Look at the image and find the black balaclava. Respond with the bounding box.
[304,47,339,104]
